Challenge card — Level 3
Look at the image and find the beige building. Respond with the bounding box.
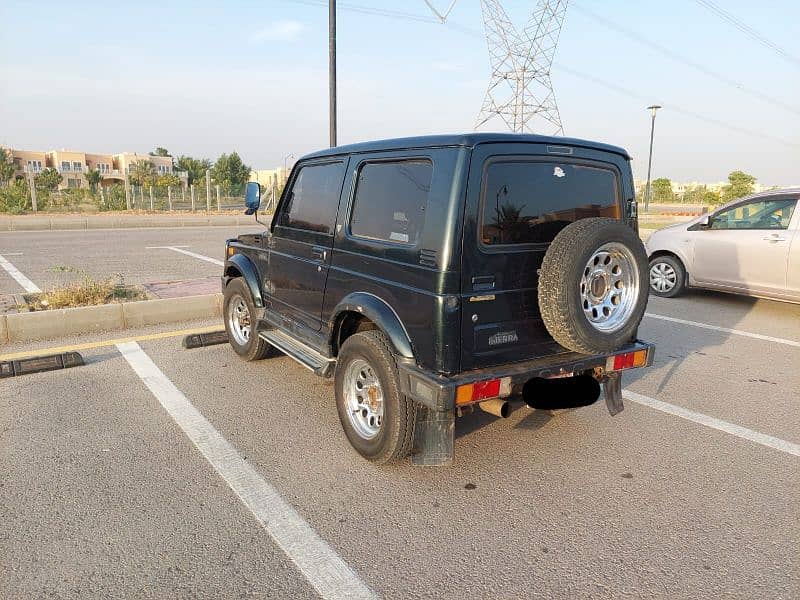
[250,166,291,191]
[2,147,187,190]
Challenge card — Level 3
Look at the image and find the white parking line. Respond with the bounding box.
[152,246,223,266]
[644,313,800,348]
[623,390,800,458]
[117,341,377,600]
[0,253,41,293]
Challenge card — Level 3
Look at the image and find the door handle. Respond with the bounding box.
[471,275,496,290]
[762,235,787,242]
[311,247,327,261]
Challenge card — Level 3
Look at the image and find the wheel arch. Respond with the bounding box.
[330,293,414,359]
[224,253,263,308]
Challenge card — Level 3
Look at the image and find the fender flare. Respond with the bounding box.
[224,253,263,308]
[332,292,414,359]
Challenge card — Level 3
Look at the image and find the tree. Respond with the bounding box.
[210,151,251,193]
[721,170,756,202]
[149,147,171,157]
[86,168,102,191]
[35,167,63,191]
[156,173,181,188]
[651,178,675,203]
[176,155,211,186]
[703,189,722,206]
[0,148,15,186]
[128,160,157,187]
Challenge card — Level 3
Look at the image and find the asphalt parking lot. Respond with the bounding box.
[1,231,799,599]
[0,226,260,294]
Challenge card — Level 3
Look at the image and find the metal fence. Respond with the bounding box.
[0,174,279,214]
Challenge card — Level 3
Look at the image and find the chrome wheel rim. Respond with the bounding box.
[227,296,251,345]
[649,261,677,293]
[580,242,640,333]
[343,358,384,440]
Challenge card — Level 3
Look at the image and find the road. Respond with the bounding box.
[2,264,798,599]
[0,226,261,294]
[1,228,799,598]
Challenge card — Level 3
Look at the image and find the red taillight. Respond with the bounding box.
[455,377,511,405]
[607,349,648,372]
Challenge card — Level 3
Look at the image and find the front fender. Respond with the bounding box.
[224,253,263,308]
[332,292,414,359]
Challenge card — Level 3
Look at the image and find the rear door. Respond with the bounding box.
[268,158,348,331]
[460,144,627,371]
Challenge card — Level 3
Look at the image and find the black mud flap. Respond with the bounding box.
[603,371,624,416]
[412,406,454,466]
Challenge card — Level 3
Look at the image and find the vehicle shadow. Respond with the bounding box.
[454,401,554,439]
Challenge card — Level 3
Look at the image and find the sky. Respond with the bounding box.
[1,0,798,185]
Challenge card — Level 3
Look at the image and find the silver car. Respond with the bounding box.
[646,189,800,303]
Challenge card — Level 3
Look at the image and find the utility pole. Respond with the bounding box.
[644,105,662,213]
[124,172,132,210]
[329,0,337,147]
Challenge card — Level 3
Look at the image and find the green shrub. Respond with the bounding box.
[0,182,30,213]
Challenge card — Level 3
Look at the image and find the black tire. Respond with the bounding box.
[223,278,272,361]
[648,255,686,298]
[334,330,416,464]
[538,218,649,355]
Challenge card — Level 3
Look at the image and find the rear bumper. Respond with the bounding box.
[397,340,655,411]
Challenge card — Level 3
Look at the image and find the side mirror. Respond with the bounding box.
[244,181,261,215]
[698,214,711,228]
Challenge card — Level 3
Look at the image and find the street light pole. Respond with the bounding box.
[283,154,294,172]
[329,0,337,148]
[644,104,662,213]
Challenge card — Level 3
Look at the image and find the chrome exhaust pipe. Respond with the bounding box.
[479,398,510,418]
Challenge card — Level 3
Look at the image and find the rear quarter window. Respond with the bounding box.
[480,160,620,246]
[349,159,433,245]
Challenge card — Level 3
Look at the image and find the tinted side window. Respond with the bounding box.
[350,160,433,245]
[480,161,619,246]
[279,161,345,234]
[711,198,796,230]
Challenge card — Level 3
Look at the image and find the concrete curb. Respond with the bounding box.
[0,214,273,231]
[0,293,223,344]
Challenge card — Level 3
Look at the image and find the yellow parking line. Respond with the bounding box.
[0,326,225,361]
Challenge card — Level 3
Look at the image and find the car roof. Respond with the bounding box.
[300,133,631,161]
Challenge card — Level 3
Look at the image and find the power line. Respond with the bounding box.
[693,0,800,68]
[570,1,800,117]
[555,62,800,149]
[277,0,799,148]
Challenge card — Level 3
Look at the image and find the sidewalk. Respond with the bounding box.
[0,212,271,231]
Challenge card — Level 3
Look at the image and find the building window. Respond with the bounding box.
[26,160,42,173]
[72,161,83,172]
[61,161,71,172]
[67,178,81,188]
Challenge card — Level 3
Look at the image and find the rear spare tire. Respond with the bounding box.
[538,218,649,354]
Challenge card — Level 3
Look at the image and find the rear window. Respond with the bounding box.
[350,159,432,245]
[480,160,620,246]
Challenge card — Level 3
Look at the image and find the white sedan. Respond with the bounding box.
[646,189,800,303]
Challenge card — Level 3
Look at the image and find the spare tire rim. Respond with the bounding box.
[343,358,384,440]
[580,242,640,333]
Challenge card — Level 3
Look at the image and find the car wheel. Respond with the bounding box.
[648,255,686,298]
[538,218,650,354]
[223,278,272,361]
[335,330,416,464]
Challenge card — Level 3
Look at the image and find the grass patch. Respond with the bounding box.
[23,275,147,311]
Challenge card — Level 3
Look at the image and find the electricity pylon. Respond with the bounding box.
[475,0,568,135]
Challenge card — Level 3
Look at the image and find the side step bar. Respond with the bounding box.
[259,329,336,377]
